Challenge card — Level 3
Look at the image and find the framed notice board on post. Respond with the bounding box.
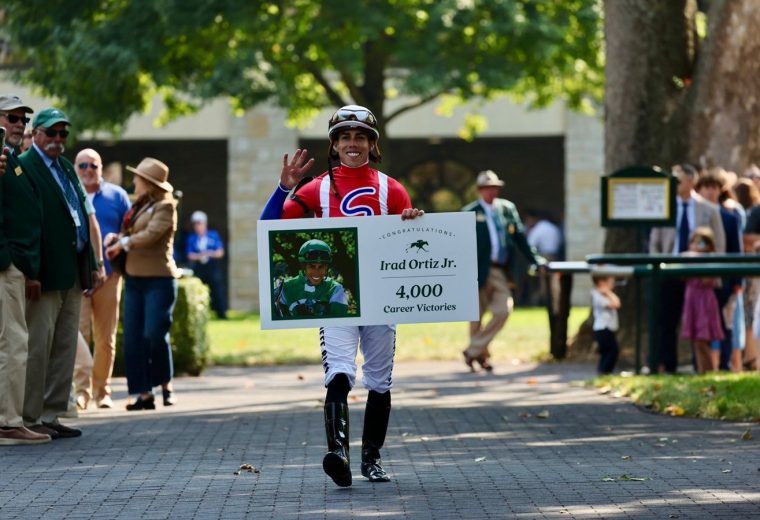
[601,166,676,227]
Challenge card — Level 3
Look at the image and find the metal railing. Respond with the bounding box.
[548,253,760,373]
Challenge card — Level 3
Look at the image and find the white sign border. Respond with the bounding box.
[257,212,479,329]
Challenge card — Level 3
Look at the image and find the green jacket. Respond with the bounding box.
[462,197,544,289]
[18,147,96,291]
[276,272,348,318]
[0,150,42,278]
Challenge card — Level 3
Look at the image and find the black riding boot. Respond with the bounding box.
[361,391,391,482]
[323,402,352,487]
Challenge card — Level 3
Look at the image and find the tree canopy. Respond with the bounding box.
[3,0,602,135]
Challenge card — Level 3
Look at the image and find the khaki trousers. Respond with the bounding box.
[77,274,122,400]
[73,331,94,401]
[465,267,513,360]
[23,279,82,426]
[0,264,29,428]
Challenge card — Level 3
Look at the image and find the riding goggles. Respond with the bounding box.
[329,108,377,127]
[301,250,332,263]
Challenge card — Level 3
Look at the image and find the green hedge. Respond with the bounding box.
[113,276,210,377]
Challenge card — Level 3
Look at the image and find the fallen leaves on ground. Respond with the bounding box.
[474,456,487,462]
[618,474,651,481]
[234,463,260,475]
[664,404,685,416]
[741,429,753,441]
[602,474,651,482]
[535,410,550,419]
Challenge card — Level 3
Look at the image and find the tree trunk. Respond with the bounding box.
[687,0,760,171]
[574,0,697,362]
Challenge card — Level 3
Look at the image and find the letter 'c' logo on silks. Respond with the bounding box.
[340,187,376,216]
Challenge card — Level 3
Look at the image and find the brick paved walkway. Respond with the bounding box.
[0,361,758,519]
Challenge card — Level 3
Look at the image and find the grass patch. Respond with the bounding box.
[208,307,589,366]
[589,373,760,422]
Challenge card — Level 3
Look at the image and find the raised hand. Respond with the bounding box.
[280,149,315,189]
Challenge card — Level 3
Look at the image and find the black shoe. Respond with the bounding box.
[360,460,390,482]
[126,395,156,411]
[162,388,176,406]
[479,359,494,372]
[463,352,477,372]
[42,422,82,438]
[323,402,352,487]
[361,393,392,482]
[29,424,60,440]
[361,443,390,482]
[323,451,352,487]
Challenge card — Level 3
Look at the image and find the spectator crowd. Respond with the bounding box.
[0,94,226,446]
[646,162,760,374]
[3,91,758,451]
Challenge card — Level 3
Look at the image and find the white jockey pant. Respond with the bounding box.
[320,325,396,393]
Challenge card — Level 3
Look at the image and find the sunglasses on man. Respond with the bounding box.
[44,129,69,138]
[78,162,100,170]
[0,113,31,125]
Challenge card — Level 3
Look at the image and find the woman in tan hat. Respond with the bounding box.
[105,157,180,410]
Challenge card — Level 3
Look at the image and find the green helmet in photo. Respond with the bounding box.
[298,239,333,264]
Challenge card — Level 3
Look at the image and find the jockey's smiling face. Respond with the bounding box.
[305,262,328,286]
[333,129,372,168]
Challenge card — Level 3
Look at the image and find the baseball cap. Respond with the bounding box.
[0,94,34,113]
[32,107,70,129]
[476,170,504,188]
[191,211,208,223]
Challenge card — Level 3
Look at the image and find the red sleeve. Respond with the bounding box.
[282,179,319,219]
[386,178,413,215]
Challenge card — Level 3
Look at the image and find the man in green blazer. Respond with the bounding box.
[19,108,99,439]
[0,94,51,445]
[461,170,545,372]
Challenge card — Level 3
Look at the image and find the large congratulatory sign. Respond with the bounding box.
[257,212,479,329]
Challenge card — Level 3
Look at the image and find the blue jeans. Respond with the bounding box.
[123,277,178,395]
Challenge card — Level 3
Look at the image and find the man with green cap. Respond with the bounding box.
[0,94,51,445]
[18,107,99,439]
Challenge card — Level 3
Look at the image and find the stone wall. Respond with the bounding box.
[228,106,297,310]
[564,112,605,305]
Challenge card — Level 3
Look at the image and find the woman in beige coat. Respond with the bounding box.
[105,158,180,410]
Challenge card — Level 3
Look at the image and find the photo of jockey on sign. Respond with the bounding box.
[270,229,359,320]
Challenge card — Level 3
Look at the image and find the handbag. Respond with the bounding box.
[110,249,127,276]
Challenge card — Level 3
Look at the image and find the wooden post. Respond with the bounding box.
[546,271,573,359]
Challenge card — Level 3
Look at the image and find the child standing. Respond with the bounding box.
[591,274,621,374]
[680,227,724,373]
